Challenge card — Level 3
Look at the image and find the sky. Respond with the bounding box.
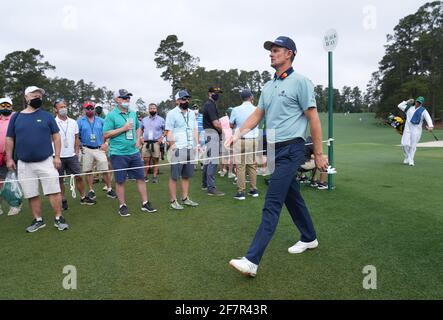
[0,0,431,105]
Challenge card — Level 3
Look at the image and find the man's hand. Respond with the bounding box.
[407,98,415,105]
[100,143,108,152]
[426,126,433,132]
[6,158,16,171]
[157,137,163,144]
[314,154,329,172]
[53,156,62,170]
[122,121,134,132]
[224,135,239,150]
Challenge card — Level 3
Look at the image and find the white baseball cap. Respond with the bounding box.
[24,86,45,96]
[0,97,13,105]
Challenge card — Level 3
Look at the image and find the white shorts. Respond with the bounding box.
[17,157,61,199]
[82,147,109,172]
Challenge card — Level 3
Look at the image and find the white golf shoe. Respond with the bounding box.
[403,159,409,165]
[288,239,319,254]
[229,257,258,277]
[409,161,415,166]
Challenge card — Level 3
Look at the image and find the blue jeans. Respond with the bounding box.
[246,141,317,265]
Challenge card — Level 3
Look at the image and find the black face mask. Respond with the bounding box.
[0,109,12,116]
[29,97,43,109]
[179,102,189,110]
[149,111,157,116]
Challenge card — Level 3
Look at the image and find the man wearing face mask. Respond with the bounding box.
[94,104,106,119]
[103,89,157,217]
[53,98,96,210]
[140,103,165,183]
[202,86,225,196]
[77,101,116,200]
[0,98,22,216]
[165,90,199,210]
[5,86,69,233]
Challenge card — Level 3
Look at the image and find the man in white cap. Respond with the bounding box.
[5,86,69,232]
[0,97,22,216]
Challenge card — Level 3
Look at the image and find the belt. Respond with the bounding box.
[84,145,101,149]
[273,138,304,149]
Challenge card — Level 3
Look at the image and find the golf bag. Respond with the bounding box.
[386,114,405,135]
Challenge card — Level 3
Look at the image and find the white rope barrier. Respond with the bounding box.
[3,139,337,187]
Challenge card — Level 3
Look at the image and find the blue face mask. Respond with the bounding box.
[121,102,130,109]
[211,94,219,101]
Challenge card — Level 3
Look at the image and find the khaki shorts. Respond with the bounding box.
[82,147,109,172]
[17,157,61,199]
[142,142,161,159]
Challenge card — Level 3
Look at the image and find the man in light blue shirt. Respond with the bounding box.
[230,89,259,200]
[227,36,329,277]
[165,90,200,210]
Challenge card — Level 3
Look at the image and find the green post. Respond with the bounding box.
[328,51,334,190]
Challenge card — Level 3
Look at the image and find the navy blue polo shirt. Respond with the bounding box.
[6,109,60,162]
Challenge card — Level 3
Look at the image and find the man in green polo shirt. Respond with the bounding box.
[226,36,329,277]
[103,89,157,217]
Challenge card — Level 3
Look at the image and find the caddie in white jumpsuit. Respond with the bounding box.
[397,96,434,166]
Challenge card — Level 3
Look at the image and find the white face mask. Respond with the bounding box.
[194,110,199,116]
[59,108,68,117]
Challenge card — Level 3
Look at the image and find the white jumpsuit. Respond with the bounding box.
[398,101,434,165]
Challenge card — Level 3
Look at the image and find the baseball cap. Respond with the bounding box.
[175,90,191,100]
[264,36,297,55]
[0,97,13,105]
[208,86,223,93]
[53,98,65,107]
[416,96,425,105]
[114,89,133,99]
[240,89,253,100]
[24,86,45,96]
[83,101,95,109]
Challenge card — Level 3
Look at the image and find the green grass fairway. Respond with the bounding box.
[0,113,442,300]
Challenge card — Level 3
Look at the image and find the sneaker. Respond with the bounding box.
[118,204,131,217]
[234,192,246,200]
[229,257,258,277]
[7,205,22,216]
[80,196,96,205]
[102,185,108,191]
[317,182,328,190]
[141,201,157,213]
[409,161,415,166]
[182,198,199,207]
[219,171,227,177]
[403,159,409,165]
[288,239,319,254]
[228,173,236,179]
[145,176,149,183]
[26,219,46,233]
[299,176,309,184]
[248,189,259,198]
[106,189,117,199]
[87,190,96,200]
[62,199,69,211]
[201,186,208,191]
[54,216,69,231]
[170,200,184,210]
[152,176,159,184]
[309,180,318,188]
[208,189,225,197]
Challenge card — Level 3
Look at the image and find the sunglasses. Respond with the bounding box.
[85,106,94,111]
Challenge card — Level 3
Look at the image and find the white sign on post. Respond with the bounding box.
[323,29,338,52]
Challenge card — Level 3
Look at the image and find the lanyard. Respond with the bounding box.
[87,117,96,133]
[57,118,69,138]
[181,111,190,128]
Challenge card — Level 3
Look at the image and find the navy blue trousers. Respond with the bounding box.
[246,141,317,265]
